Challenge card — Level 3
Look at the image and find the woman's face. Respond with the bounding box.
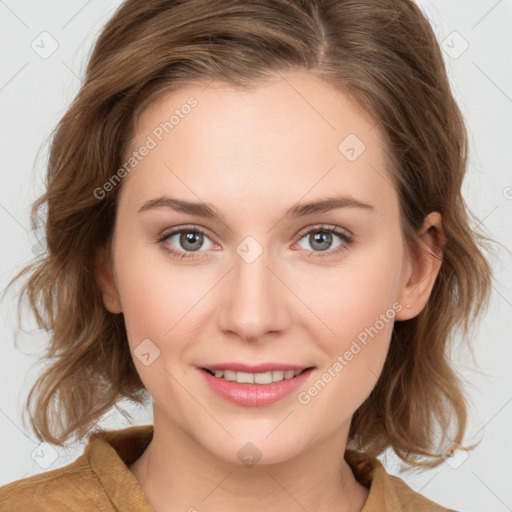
[97,70,435,465]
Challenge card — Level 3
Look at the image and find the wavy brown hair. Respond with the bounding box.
[4,0,494,468]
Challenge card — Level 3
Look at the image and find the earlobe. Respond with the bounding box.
[94,245,123,314]
[395,212,445,321]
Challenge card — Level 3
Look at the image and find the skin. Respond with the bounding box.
[96,69,444,512]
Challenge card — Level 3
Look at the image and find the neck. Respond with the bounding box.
[129,411,369,512]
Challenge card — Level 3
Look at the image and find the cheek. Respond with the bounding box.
[297,242,403,399]
[296,283,397,427]
[113,238,206,352]
[113,246,211,406]
[306,246,402,342]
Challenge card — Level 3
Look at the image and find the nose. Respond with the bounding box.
[216,246,290,342]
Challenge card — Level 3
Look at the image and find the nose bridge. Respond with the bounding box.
[217,239,288,340]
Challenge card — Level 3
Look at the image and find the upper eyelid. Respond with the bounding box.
[296,224,352,238]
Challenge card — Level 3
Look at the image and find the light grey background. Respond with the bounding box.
[1,1,511,510]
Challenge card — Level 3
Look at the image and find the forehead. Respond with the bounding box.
[119,70,397,218]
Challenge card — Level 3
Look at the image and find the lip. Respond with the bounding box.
[198,366,315,407]
[201,362,310,373]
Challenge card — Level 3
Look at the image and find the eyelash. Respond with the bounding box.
[156,224,354,261]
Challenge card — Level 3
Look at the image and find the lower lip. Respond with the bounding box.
[199,368,314,407]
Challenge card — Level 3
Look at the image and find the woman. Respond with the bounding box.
[0,0,493,510]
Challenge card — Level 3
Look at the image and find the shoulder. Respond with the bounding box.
[345,449,461,512]
[0,425,154,512]
[372,468,459,511]
[0,446,105,511]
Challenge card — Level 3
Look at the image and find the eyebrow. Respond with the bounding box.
[138,195,375,219]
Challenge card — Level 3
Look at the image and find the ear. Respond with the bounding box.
[394,212,446,321]
[94,244,123,314]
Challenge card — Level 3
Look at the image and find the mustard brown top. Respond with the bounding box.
[0,425,456,511]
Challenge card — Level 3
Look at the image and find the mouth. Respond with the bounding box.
[198,365,316,407]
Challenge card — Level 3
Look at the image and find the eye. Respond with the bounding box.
[157,225,217,260]
[156,224,354,261]
[294,225,353,258]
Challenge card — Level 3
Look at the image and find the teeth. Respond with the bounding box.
[208,369,304,384]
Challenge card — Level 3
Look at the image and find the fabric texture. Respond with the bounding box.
[0,424,456,511]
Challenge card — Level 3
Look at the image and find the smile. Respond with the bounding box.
[199,366,315,407]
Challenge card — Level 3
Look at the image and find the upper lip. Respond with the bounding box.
[200,363,313,373]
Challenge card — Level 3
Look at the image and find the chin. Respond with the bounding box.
[196,430,309,468]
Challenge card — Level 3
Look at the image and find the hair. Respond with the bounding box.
[4,0,494,469]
